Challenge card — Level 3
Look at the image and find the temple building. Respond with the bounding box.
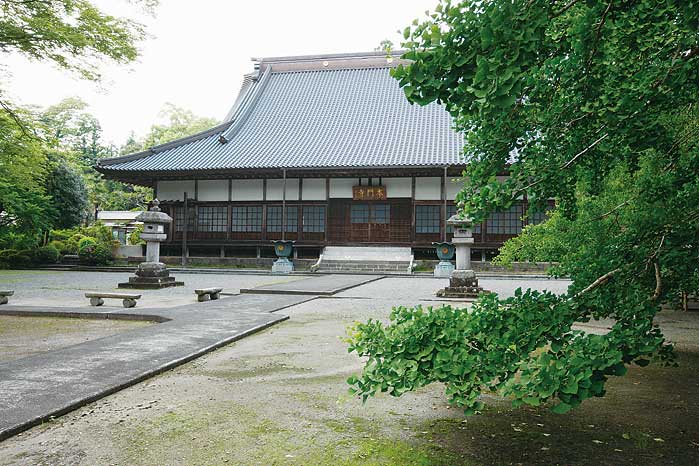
[96,51,543,261]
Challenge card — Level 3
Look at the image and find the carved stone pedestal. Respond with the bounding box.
[118,262,184,289]
[436,269,486,299]
[433,261,455,278]
[271,257,294,274]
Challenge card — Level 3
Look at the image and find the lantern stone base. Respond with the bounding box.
[271,258,294,274]
[118,262,184,289]
[436,269,487,299]
[433,261,455,278]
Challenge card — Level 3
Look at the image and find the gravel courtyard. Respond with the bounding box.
[0,270,304,308]
[0,272,697,465]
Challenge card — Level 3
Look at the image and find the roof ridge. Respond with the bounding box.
[254,50,405,63]
[98,120,232,167]
[220,65,273,142]
[270,66,394,75]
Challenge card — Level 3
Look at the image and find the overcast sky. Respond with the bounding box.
[3,0,437,145]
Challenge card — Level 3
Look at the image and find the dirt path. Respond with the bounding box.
[0,277,696,465]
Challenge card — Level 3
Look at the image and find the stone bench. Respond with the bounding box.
[85,292,142,308]
[194,287,223,302]
[0,290,14,305]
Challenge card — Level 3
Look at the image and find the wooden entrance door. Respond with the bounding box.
[349,203,390,242]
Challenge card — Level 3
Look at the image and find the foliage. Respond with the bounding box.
[493,210,567,270]
[34,244,60,264]
[126,103,219,151]
[349,0,699,414]
[51,223,114,257]
[45,159,89,228]
[0,0,149,80]
[0,249,32,269]
[48,240,68,255]
[65,234,86,254]
[77,236,112,265]
[0,0,152,248]
[0,108,52,248]
[128,225,145,245]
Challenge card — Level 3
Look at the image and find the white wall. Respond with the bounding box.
[198,180,229,201]
[383,177,412,198]
[157,180,195,201]
[302,178,326,200]
[231,179,263,201]
[329,178,355,198]
[414,177,442,200]
[266,178,300,201]
[447,177,465,201]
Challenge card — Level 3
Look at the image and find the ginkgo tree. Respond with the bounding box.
[347,0,699,414]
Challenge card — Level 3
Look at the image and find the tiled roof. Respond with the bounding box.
[97,54,466,174]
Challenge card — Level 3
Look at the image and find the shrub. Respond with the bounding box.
[78,236,112,265]
[34,244,60,264]
[49,229,75,243]
[128,225,145,245]
[48,240,68,255]
[81,223,113,245]
[65,234,86,254]
[0,249,33,269]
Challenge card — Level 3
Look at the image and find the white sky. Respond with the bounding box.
[3,0,437,145]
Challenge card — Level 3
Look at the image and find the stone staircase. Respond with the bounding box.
[313,246,413,274]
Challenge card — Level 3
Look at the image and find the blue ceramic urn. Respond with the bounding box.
[432,242,455,261]
[272,240,294,258]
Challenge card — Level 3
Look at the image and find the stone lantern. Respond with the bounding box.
[118,199,183,289]
[436,214,486,299]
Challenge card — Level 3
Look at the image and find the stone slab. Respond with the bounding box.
[84,292,142,299]
[239,274,384,296]
[321,246,412,262]
[118,280,184,289]
[0,292,314,441]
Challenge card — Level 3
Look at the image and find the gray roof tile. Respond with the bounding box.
[99,66,465,173]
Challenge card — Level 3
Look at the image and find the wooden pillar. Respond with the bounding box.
[410,177,416,243]
[442,166,448,242]
[282,169,287,241]
[181,192,188,266]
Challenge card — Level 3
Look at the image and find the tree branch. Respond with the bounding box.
[552,0,580,17]
[573,268,621,299]
[593,197,634,221]
[0,99,34,139]
[651,261,662,301]
[585,1,613,72]
[560,133,609,169]
[682,46,699,60]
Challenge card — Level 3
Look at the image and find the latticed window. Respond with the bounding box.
[267,205,298,232]
[350,204,369,223]
[415,205,441,234]
[231,206,263,232]
[486,204,524,235]
[175,207,195,232]
[197,206,228,232]
[302,206,325,232]
[446,205,481,233]
[371,204,390,224]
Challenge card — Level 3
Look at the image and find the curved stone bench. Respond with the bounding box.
[0,290,13,305]
[194,288,223,302]
[85,292,142,308]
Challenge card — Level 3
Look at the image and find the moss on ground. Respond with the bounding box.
[119,400,465,466]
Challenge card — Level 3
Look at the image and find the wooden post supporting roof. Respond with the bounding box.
[282,168,287,241]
